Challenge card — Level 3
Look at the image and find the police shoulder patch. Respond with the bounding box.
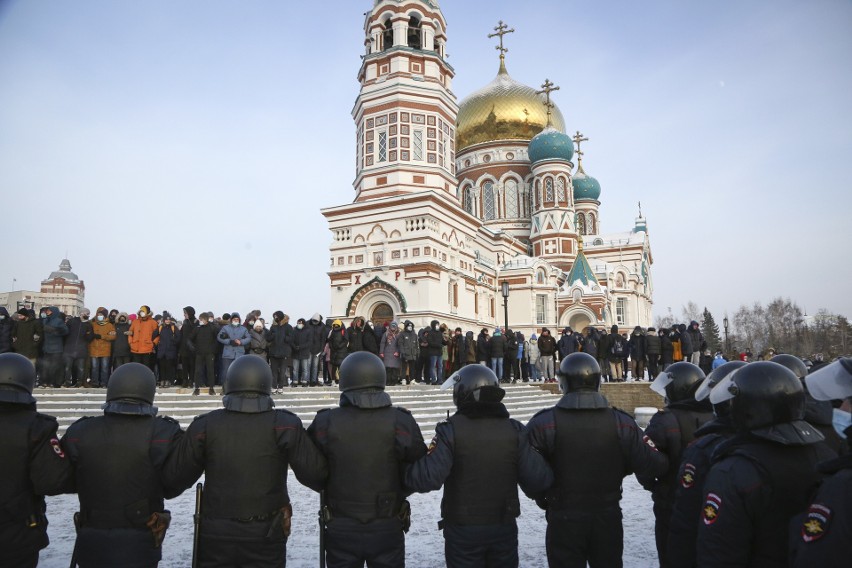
[801,503,831,543]
[680,463,697,489]
[427,435,439,455]
[703,493,721,525]
[642,435,658,451]
[49,437,66,459]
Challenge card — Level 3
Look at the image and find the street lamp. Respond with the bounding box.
[723,316,729,356]
[501,281,510,333]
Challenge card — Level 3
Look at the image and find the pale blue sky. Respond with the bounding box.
[1,0,850,323]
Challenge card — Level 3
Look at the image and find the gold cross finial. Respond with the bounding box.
[537,79,560,127]
[638,201,643,219]
[573,131,589,171]
[488,21,515,69]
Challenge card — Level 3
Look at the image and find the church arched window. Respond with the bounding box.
[587,213,596,234]
[556,177,566,204]
[483,182,495,220]
[407,16,422,49]
[464,187,476,216]
[505,179,519,218]
[577,213,586,235]
[537,269,546,284]
[382,20,393,51]
[521,182,530,216]
[544,178,554,203]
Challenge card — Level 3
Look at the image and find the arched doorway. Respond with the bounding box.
[371,302,394,327]
[569,312,592,333]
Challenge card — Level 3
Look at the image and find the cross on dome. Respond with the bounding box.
[488,20,515,70]
[573,130,589,171]
[537,79,560,127]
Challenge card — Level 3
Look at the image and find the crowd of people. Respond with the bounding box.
[1,303,735,395]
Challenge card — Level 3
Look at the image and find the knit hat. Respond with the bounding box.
[531,333,537,340]
[96,307,108,316]
[17,308,29,316]
[332,319,343,327]
[184,306,196,319]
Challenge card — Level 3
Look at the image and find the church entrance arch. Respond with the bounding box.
[371,302,394,327]
[560,306,597,333]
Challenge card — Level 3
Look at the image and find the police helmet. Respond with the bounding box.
[805,357,852,401]
[224,355,273,395]
[695,360,747,417]
[338,351,386,392]
[710,361,807,432]
[443,365,505,407]
[106,363,156,405]
[557,352,601,393]
[650,362,705,402]
[0,352,36,404]
[769,354,808,380]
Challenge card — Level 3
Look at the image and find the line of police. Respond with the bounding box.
[1,347,850,567]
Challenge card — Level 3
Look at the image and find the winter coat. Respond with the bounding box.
[660,333,674,364]
[583,329,599,358]
[464,332,477,363]
[556,331,579,359]
[179,318,197,356]
[63,317,93,359]
[88,320,116,358]
[397,322,419,362]
[112,321,132,357]
[247,328,268,358]
[426,326,445,358]
[41,307,68,354]
[678,324,693,357]
[12,317,42,359]
[475,332,490,362]
[305,317,328,356]
[605,331,627,362]
[267,323,294,359]
[154,323,181,360]
[292,325,311,360]
[189,322,219,356]
[687,321,704,353]
[0,308,13,353]
[527,338,541,365]
[379,327,401,369]
[489,333,507,358]
[448,333,465,365]
[328,327,348,366]
[129,316,158,355]
[362,324,380,355]
[537,330,556,356]
[503,332,518,359]
[217,323,251,360]
[628,330,646,360]
[645,332,661,356]
[346,320,366,353]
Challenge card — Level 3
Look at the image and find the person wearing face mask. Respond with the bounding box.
[217,312,252,387]
[189,312,220,395]
[153,313,181,388]
[63,308,93,387]
[346,316,366,354]
[327,320,348,385]
[0,307,14,353]
[268,311,294,392]
[12,309,41,369]
[88,307,116,388]
[397,320,419,385]
[107,309,119,324]
[112,312,132,371]
[128,305,158,371]
[293,318,312,387]
[39,307,68,387]
[305,314,328,386]
[380,321,402,386]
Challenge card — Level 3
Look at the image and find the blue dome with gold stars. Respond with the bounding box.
[573,168,601,201]
[528,126,574,164]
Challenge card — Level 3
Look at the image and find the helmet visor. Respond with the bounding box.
[805,358,852,401]
[440,371,460,391]
[696,367,738,401]
[650,372,673,396]
[709,372,740,405]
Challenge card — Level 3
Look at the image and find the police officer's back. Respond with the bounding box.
[791,358,852,567]
[165,354,327,568]
[308,351,427,568]
[697,361,835,567]
[405,365,553,568]
[60,362,184,568]
[0,352,70,568]
[527,352,667,568]
[667,360,746,567]
[639,362,713,568]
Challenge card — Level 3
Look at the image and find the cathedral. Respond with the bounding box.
[323,0,653,336]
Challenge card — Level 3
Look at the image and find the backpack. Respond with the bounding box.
[610,335,627,358]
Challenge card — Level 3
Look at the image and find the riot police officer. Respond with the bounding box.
[0,352,70,568]
[792,357,852,567]
[165,354,327,567]
[405,365,553,568]
[527,352,667,567]
[639,361,713,568]
[667,360,746,567]
[696,361,835,566]
[308,351,427,568]
[60,362,184,568]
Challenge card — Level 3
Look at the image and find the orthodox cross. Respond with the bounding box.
[573,131,589,169]
[488,21,515,63]
[537,79,560,126]
[638,201,643,218]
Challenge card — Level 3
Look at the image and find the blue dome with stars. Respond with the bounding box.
[528,126,574,164]
[573,168,601,201]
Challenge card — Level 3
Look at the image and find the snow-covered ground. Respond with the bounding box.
[39,474,658,567]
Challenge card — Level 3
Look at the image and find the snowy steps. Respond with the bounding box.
[34,383,563,438]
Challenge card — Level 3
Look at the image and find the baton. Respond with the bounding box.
[192,483,203,568]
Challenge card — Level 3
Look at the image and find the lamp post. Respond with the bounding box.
[501,281,510,333]
[723,316,729,356]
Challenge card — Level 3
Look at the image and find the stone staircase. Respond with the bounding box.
[34,383,564,439]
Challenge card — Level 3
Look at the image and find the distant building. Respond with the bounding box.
[0,258,86,316]
[323,1,653,335]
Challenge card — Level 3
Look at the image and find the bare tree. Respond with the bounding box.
[681,301,702,324]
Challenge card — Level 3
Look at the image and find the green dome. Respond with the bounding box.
[573,169,601,201]
[528,126,574,164]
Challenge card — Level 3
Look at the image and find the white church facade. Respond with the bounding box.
[323,0,653,336]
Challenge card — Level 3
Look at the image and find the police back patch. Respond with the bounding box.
[681,463,696,489]
[801,503,831,543]
[703,493,721,525]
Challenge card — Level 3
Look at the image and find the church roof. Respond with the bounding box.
[46,258,80,282]
[566,250,599,287]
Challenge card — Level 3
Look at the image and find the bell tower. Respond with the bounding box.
[352,0,458,202]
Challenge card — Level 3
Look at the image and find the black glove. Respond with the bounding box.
[93,333,102,339]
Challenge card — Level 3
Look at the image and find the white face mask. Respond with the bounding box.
[199,320,207,326]
[139,312,145,318]
[297,324,304,330]
[97,315,104,321]
[231,321,240,327]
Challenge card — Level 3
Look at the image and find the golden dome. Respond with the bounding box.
[456,62,566,153]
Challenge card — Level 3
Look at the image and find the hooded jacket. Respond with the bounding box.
[41,307,68,354]
[537,329,556,356]
[379,323,401,368]
[425,321,445,357]
[153,321,181,359]
[397,321,419,361]
[0,307,13,353]
[218,321,252,360]
[88,313,116,358]
[12,313,42,359]
[63,316,93,359]
[129,313,158,355]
